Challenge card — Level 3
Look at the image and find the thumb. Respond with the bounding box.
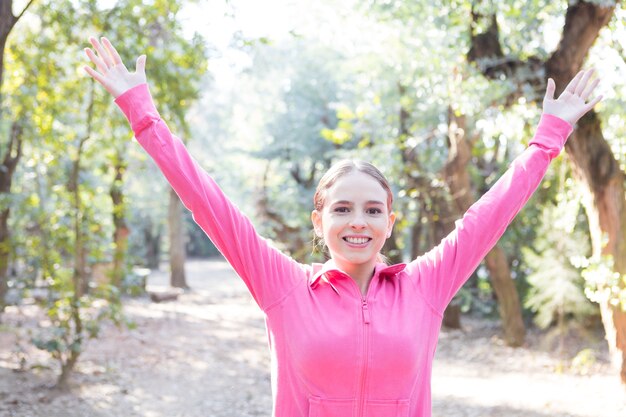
[136,55,147,75]
[544,78,555,102]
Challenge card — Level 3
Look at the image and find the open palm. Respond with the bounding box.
[542,69,602,126]
[83,37,147,98]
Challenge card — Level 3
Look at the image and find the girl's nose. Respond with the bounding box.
[349,214,367,229]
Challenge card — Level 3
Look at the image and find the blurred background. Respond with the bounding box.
[0,0,625,415]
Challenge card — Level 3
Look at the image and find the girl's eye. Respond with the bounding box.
[367,208,383,215]
[334,207,350,213]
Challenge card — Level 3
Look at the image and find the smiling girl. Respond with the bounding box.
[84,36,601,417]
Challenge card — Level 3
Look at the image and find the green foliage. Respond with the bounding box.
[522,191,597,329]
[579,255,626,311]
[3,0,207,386]
[31,284,129,359]
[570,348,597,376]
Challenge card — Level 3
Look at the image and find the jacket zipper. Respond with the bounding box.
[357,296,370,417]
[361,298,371,324]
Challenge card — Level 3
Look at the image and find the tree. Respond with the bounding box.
[361,0,626,377]
[0,0,36,312]
[466,0,626,383]
[3,0,207,387]
[86,0,208,289]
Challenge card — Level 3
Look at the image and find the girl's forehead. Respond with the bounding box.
[325,171,387,201]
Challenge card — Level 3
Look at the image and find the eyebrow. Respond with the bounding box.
[331,200,385,206]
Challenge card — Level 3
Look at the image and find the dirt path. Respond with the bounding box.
[1,259,625,417]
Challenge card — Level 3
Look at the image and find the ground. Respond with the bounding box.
[1,259,625,417]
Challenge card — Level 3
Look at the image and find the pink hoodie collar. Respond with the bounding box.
[310,260,407,294]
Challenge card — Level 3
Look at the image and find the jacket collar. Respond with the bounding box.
[309,259,407,294]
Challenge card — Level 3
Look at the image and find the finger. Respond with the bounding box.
[101,37,124,66]
[544,78,555,101]
[136,55,147,75]
[83,65,108,87]
[564,70,584,94]
[581,77,600,101]
[584,95,603,112]
[575,69,594,96]
[84,48,108,74]
[89,36,114,68]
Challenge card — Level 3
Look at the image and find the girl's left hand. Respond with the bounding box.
[542,69,602,126]
[83,36,147,99]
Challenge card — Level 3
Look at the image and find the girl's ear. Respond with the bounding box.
[387,212,396,238]
[311,210,323,237]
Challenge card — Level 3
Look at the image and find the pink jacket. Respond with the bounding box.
[116,84,572,417]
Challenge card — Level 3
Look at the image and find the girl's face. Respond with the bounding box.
[311,171,396,271]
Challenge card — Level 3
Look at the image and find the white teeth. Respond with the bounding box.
[344,237,370,244]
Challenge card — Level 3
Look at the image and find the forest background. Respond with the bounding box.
[0,0,626,411]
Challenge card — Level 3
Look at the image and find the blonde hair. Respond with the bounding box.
[313,159,393,263]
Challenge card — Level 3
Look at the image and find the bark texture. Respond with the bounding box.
[110,153,129,290]
[144,218,161,269]
[168,188,188,289]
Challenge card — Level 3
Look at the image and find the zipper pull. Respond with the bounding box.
[362,299,371,324]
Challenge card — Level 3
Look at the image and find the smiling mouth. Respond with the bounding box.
[343,237,372,245]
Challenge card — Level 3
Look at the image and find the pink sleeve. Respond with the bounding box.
[404,114,573,314]
[115,84,306,311]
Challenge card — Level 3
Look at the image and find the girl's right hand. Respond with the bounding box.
[83,36,147,98]
[541,69,602,126]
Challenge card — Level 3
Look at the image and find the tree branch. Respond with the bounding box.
[16,0,36,23]
[546,1,618,96]
[8,121,23,166]
[467,3,544,105]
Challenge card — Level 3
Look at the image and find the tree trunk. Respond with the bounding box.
[0,0,33,312]
[0,122,22,312]
[144,218,161,269]
[445,108,526,345]
[0,208,9,310]
[433,191,463,329]
[109,152,128,290]
[0,0,35,115]
[561,111,626,381]
[69,81,96,298]
[0,1,20,109]
[69,143,88,297]
[442,305,461,329]
[483,249,526,345]
[56,297,82,390]
[538,1,626,383]
[168,188,188,289]
[468,0,625,379]
[57,81,95,386]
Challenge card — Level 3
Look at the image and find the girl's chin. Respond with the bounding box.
[332,253,378,266]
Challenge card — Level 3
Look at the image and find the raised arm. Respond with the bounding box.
[84,37,306,311]
[406,70,602,314]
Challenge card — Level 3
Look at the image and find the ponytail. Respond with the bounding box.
[376,252,389,265]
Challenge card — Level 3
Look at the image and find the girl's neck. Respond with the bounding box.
[334,259,377,297]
